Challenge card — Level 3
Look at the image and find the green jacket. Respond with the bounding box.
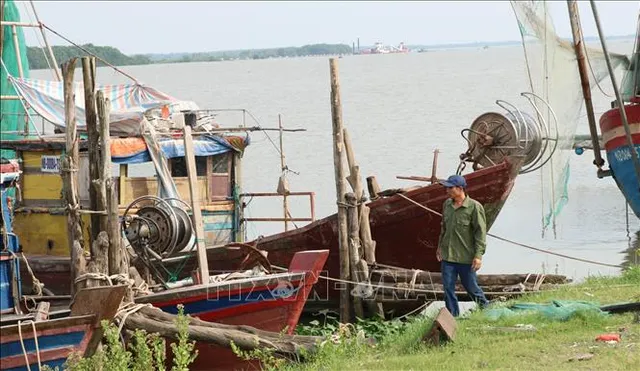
[437,196,487,264]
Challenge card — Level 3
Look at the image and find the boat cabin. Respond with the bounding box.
[0,131,248,257]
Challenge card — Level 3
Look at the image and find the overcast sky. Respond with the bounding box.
[18,1,640,55]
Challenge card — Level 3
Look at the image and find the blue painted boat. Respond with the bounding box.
[600,103,640,217]
[599,21,640,217]
[0,160,125,371]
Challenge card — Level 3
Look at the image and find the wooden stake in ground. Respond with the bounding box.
[343,128,384,318]
[329,58,351,323]
[61,58,85,297]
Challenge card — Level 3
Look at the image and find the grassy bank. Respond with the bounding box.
[288,267,640,370]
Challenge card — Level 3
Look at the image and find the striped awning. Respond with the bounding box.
[9,77,179,134]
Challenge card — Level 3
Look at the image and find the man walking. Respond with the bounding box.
[436,174,489,317]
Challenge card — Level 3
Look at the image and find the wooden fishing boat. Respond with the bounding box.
[135,249,328,371]
[1,0,554,317]
[1,160,125,371]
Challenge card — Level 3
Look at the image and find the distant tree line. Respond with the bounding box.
[26,44,151,69]
[26,43,352,69]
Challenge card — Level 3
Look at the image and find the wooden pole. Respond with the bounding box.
[346,192,364,319]
[82,56,107,245]
[96,91,123,276]
[343,128,384,318]
[183,116,210,284]
[278,114,289,232]
[329,58,350,323]
[366,176,381,201]
[566,0,606,170]
[61,58,84,297]
[430,149,440,183]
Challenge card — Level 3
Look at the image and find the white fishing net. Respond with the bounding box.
[510,1,630,237]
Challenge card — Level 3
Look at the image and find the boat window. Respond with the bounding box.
[169,156,207,177]
[211,153,230,174]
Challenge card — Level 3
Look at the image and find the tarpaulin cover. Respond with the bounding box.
[110,133,251,164]
[8,77,178,135]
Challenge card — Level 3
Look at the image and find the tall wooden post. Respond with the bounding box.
[329,58,350,323]
[183,115,210,284]
[82,56,107,244]
[61,58,85,297]
[566,0,605,170]
[97,91,122,276]
[278,114,289,231]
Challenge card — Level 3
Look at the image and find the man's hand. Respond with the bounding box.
[472,257,482,271]
[436,248,442,262]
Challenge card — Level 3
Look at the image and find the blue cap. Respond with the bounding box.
[439,175,466,188]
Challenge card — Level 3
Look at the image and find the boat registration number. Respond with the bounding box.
[41,155,61,173]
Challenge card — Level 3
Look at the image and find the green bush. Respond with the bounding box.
[57,304,197,371]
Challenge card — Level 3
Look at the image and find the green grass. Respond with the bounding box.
[288,267,640,371]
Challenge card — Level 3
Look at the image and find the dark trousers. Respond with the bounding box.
[441,260,489,317]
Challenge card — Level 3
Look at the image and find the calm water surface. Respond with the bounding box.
[32,42,639,281]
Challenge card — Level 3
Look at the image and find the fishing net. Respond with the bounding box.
[510,1,629,237]
[620,14,639,102]
[1,0,31,159]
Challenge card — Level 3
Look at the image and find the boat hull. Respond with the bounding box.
[600,103,640,217]
[21,159,522,305]
[135,250,328,371]
[0,315,95,371]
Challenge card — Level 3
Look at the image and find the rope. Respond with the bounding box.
[40,24,139,83]
[115,302,152,334]
[395,193,623,269]
[9,251,44,296]
[17,320,41,371]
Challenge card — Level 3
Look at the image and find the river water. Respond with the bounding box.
[32,41,640,282]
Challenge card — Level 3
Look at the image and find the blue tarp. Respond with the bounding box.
[111,134,250,164]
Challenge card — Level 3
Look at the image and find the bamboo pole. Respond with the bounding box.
[61,58,84,297]
[183,115,210,284]
[329,58,350,323]
[0,0,5,61]
[29,0,61,80]
[10,25,23,78]
[82,56,108,244]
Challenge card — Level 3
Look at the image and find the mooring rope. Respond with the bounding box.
[17,320,41,371]
[395,193,623,269]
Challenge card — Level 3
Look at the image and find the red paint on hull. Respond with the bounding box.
[240,158,522,301]
[22,159,522,304]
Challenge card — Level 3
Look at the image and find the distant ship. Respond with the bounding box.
[358,42,410,55]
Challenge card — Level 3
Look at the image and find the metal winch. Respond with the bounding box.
[122,196,194,266]
[460,93,559,174]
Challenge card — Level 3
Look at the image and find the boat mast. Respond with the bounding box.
[566,0,607,177]
[589,0,640,189]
